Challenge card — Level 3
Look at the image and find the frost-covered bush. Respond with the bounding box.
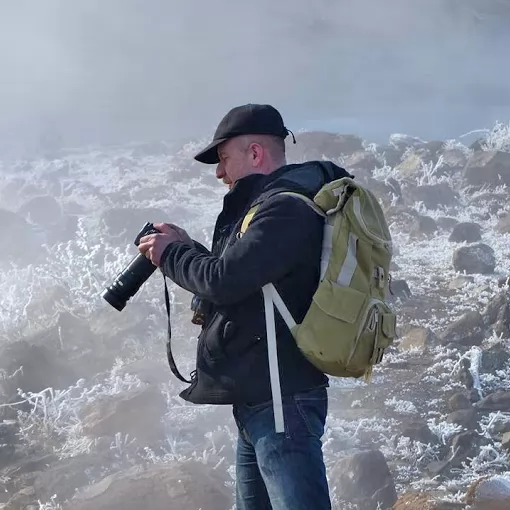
[15,359,142,458]
[480,121,510,152]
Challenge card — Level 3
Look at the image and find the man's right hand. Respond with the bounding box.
[154,223,194,248]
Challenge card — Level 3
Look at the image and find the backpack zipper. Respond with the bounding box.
[350,196,391,248]
[346,298,383,365]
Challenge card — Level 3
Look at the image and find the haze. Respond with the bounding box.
[1,0,509,157]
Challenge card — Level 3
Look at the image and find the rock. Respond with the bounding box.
[449,276,475,290]
[17,195,62,227]
[449,431,484,467]
[389,133,424,151]
[331,449,397,510]
[463,150,510,188]
[0,340,76,407]
[401,421,438,445]
[394,151,430,180]
[437,216,459,230]
[343,150,383,178]
[405,183,459,210]
[363,177,397,206]
[97,207,169,246]
[468,388,482,404]
[376,145,404,167]
[452,243,496,274]
[439,311,486,347]
[496,214,510,234]
[0,208,44,265]
[116,359,171,386]
[384,204,419,226]
[0,422,17,469]
[441,148,469,173]
[484,292,509,324]
[502,432,510,450]
[393,492,466,509]
[389,279,412,299]
[491,417,510,436]
[497,276,510,288]
[399,327,439,352]
[480,342,510,373]
[427,431,486,478]
[33,454,111,503]
[80,385,167,445]
[448,222,482,243]
[457,358,474,389]
[446,409,478,430]
[448,393,472,412]
[410,215,437,238]
[465,475,510,509]
[63,461,232,510]
[484,292,510,338]
[131,141,173,158]
[3,486,36,510]
[474,391,510,412]
[286,132,364,162]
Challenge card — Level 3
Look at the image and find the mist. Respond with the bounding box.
[1,0,509,157]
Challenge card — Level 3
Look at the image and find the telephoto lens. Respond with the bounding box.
[101,222,161,311]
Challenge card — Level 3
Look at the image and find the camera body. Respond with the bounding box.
[101,222,161,311]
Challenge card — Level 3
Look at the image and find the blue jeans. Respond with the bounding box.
[232,387,331,510]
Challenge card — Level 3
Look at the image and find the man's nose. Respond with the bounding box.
[216,164,225,179]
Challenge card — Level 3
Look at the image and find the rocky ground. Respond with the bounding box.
[1,123,510,508]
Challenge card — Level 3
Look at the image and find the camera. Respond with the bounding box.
[101,222,161,311]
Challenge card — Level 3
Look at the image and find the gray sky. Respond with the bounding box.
[1,0,509,156]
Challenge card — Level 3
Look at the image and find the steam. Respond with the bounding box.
[1,0,509,157]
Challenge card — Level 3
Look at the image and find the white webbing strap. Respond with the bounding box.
[262,284,285,433]
[267,283,297,331]
[321,223,334,281]
[336,232,359,286]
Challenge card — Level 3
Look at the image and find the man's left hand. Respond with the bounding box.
[138,223,191,266]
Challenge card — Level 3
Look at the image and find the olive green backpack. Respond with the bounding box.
[240,177,397,433]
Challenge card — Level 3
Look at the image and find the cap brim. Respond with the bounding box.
[194,138,229,164]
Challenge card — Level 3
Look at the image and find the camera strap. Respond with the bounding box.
[164,277,192,384]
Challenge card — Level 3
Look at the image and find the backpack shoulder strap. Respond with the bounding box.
[239,191,325,236]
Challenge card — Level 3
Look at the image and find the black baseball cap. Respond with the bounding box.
[194,104,290,164]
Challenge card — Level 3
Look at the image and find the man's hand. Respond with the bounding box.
[138,223,194,266]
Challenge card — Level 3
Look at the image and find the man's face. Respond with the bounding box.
[215,137,250,189]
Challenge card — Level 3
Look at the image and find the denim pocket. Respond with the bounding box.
[293,389,328,439]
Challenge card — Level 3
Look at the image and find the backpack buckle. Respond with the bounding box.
[374,266,386,289]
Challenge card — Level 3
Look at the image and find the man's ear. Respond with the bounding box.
[249,142,264,166]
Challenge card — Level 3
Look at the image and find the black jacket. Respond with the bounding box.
[160,161,352,404]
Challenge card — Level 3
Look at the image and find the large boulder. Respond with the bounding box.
[286,131,364,162]
[342,150,383,180]
[331,449,397,510]
[484,292,510,338]
[474,391,510,412]
[404,183,459,210]
[465,475,510,510]
[393,492,466,509]
[496,214,510,234]
[79,385,167,446]
[97,207,168,246]
[439,311,486,347]
[0,208,44,265]
[463,150,510,188]
[399,327,439,352]
[63,462,232,510]
[0,340,76,407]
[17,195,63,227]
[448,222,482,243]
[452,243,496,274]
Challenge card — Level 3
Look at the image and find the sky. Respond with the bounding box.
[0,0,509,156]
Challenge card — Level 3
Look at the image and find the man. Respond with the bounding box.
[138,104,351,509]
